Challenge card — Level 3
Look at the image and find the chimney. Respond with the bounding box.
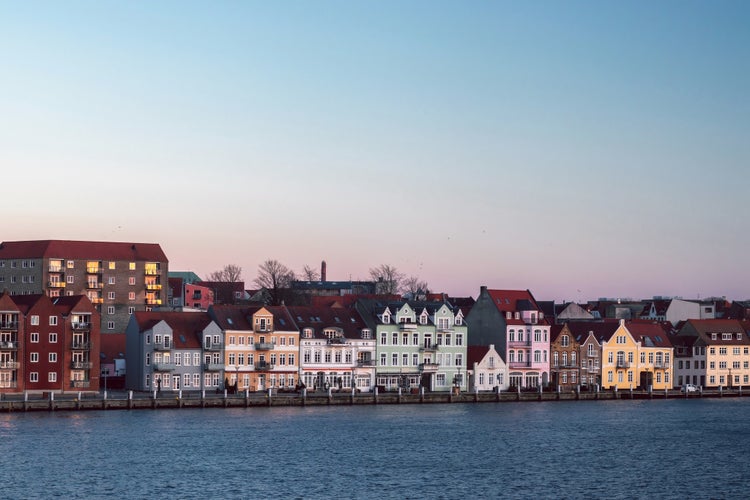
[321,260,327,281]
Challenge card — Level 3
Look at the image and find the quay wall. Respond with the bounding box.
[2,388,748,413]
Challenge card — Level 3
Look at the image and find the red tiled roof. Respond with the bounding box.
[486,289,539,313]
[626,321,673,347]
[287,305,366,339]
[0,240,168,261]
[467,345,490,366]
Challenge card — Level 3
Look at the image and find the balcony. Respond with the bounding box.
[419,344,439,352]
[508,340,532,348]
[47,281,66,289]
[152,363,174,372]
[71,380,91,389]
[144,267,161,276]
[418,362,439,372]
[653,361,667,369]
[0,341,18,350]
[203,343,222,351]
[72,322,91,331]
[0,322,19,331]
[398,322,418,330]
[616,360,630,369]
[71,361,93,369]
[48,265,64,272]
[153,342,172,351]
[72,342,92,350]
[327,337,349,345]
[509,361,532,369]
[86,282,103,289]
[0,381,17,389]
[91,298,104,304]
[86,266,102,274]
[255,342,275,350]
[145,298,162,305]
[254,325,272,333]
[357,359,375,367]
[203,363,223,371]
[254,362,275,371]
[0,361,20,369]
[145,284,162,291]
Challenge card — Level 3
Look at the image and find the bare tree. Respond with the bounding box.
[301,264,320,281]
[402,276,430,300]
[369,264,404,295]
[207,264,243,282]
[254,259,296,305]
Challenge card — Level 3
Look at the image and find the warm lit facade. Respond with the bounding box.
[211,305,299,392]
[0,240,168,334]
[677,319,750,389]
[599,320,640,390]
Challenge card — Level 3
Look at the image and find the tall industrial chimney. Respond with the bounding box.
[321,260,327,281]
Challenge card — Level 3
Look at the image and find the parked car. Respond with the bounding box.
[681,384,699,393]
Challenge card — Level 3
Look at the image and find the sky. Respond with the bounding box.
[1,1,749,302]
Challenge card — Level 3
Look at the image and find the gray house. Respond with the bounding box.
[125,311,223,392]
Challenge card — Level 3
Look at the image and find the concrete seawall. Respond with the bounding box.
[2,388,746,412]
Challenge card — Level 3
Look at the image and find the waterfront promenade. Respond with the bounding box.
[1,386,747,412]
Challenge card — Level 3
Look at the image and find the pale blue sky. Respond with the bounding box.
[2,1,748,301]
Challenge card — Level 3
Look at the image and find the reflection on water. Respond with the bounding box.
[2,399,750,499]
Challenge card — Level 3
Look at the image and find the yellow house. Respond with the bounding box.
[628,321,674,390]
[600,320,640,390]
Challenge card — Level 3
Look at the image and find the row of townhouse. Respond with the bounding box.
[0,292,101,394]
[125,298,469,393]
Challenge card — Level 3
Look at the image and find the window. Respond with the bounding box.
[49,316,57,326]
[109,261,116,270]
[30,372,38,383]
[107,306,115,315]
[412,354,419,366]
[392,353,398,366]
[108,291,115,300]
[49,333,57,343]
[129,262,136,270]
[392,333,398,345]
[412,333,419,345]
[455,334,463,346]
[30,333,39,343]
[129,292,136,300]
[66,275,75,284]
[30,352,39,363]
[128,307,135,314]
[129,277,136,285]
[561,335,569,347]
[108,276,116,285]
[107,321,115,330]
[380,353,387,366]
[49,353,57,362]
[380,333,387,345]
[436,374,446,386]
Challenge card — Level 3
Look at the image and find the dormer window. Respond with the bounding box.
[455,315,462,326]
[361,329,371,340]
[506,312,512,320]
[514,312,520,320]
[419,313,428,325]
[382,313,391,324]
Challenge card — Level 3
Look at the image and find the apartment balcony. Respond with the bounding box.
[71,322,91,331]
[653,361,667,369]
[71,380,91,389]
[203,343,222,351]
[0,381,17,389]
[90,297,104,304]
[254,362,275,371]
[419,344,439,352]
[254,326,273,333]
[357,359,375,367]
[71,361,93,369]
[398,322,418,330]
[508,361,532,369]
[0,361,20,369]
[72,341,92,350]
[0,341,18,350]
[508,340,532,348]
[144,268,161,276]
[153,342,172,351]
[327,338,349,345]
[418,362,439,372]
[47,281,66,288]
[48,265,64,272]
[0,322,19,331]
[145,298,162,305]
[254,342,275,350]
[145,284,162,291]
[616,361,630,369]
[203,363,223,371]
[86,282,103,289]
[152,363,175,372]
[86,266,102,274]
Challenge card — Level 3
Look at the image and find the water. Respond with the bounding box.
[1,399,749,499]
